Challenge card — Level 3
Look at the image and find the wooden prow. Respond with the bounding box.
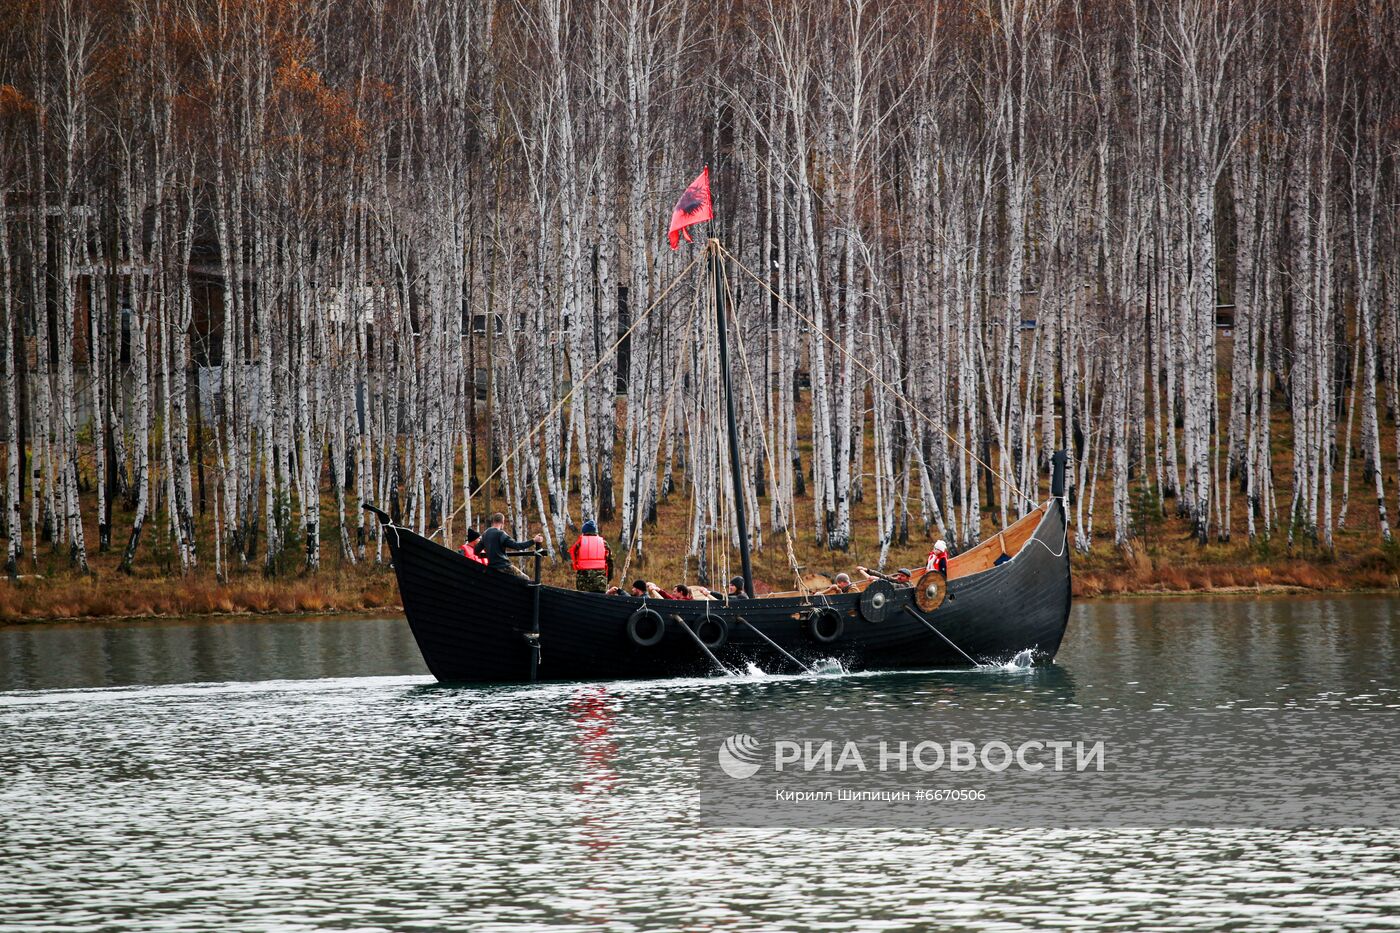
[945,505,1046,580]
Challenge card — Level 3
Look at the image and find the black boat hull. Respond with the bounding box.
[383,500,1072,684]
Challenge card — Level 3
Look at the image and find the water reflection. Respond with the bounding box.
[0,616,428,691]
[570,686,619,855]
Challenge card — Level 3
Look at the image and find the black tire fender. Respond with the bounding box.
[627,606,666,647]
[806,606,844,644]
[693,615,729,650]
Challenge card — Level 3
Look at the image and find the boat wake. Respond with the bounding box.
[732,658,849,679]
[984,648,1039,671]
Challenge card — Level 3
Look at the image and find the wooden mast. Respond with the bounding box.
[710,239,754,598]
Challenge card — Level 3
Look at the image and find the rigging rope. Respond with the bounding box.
[617,283,702,586]
[716,248,809,598]
[447,251,704,528]
[717,242,1039,512]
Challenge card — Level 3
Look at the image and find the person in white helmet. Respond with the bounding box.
[926,539,948,574]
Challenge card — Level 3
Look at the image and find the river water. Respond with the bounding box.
[1,596,1397,931]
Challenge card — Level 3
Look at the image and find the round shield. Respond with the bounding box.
[915,572,948,613]
[859,579,895,623]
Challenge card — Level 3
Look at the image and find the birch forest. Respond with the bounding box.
[1,0,1399,595]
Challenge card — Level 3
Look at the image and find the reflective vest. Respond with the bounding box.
[571,534,608,571]
[461,543,487,565]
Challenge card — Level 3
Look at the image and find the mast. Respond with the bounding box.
[710,240,755,598]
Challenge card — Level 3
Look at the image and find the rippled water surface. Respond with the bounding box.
[2,596,1398,931]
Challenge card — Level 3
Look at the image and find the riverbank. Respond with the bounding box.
[2,546,1395,624]
[0,567,401,625]
[1072,541,1400,597]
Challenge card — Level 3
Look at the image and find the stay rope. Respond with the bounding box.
[448,251,704,529]
[717,243,1039,513]
[715,249,810,599]
[617,282,703,586]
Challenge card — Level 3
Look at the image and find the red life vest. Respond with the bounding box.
[461,543,487,565]
[927,549,947,573]
[571,534,608,571]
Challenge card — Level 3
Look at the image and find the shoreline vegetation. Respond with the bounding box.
[3,532,1397,625]
[3,580,1397,628]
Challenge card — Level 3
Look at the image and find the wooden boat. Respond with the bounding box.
[372,245,1072,683]
[370,454,1070,683]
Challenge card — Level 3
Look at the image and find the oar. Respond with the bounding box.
[902,605,982,667]
[671,615,737,676]
[736,616,814,674]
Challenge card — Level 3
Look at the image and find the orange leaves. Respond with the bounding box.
[0,84,35,118]
[276,58,323,96]
[272,57,367,157]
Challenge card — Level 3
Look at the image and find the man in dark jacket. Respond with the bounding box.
[475,512,543,577]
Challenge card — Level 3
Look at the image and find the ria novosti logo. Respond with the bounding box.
[717,734,763,779]
[716,734,1105,778]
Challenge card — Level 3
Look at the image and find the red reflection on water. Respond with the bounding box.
[570,686,620,855]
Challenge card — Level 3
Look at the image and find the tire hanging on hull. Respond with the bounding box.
[627,607,666,647]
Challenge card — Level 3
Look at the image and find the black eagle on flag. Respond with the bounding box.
[667,166,713,249]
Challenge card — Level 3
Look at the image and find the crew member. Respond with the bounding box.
[476,512,543,577]
[568,519,613,592]
[856,565,910,584]
[927,540,949,574]
[460,528,487,565]
[629,579,669,598]
[670,582,694,600]
[702,576,745,600]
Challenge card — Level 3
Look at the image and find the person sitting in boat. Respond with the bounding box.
[670,582,693,600]
[476,512,543,577]
[568,519,613,593]
[927,540,949,575]
[821,572,853,595]
[629,579,672,599]
[460,528,488,565]
[701,576,744,600]
[855,565,911,585]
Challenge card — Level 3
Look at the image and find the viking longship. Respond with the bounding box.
[371,237,1072,684]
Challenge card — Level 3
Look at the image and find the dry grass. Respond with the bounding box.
[0,566,400,624]
[1068,545,1400,599]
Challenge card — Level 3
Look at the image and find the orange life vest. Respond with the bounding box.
[571,534,608,571]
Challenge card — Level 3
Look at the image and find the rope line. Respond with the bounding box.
[717,242,1038,511]
[450,251,704,528]
[617,291,698,585]
[716,244,809,599]
[903,604,982,666]
[1019,496,1071,560]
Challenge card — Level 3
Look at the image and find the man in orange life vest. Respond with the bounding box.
[569,520,613,593]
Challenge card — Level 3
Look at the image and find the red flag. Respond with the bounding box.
[667,166,713,249]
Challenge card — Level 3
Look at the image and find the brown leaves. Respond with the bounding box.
[0,83,34,118]
[272,58,368,157]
